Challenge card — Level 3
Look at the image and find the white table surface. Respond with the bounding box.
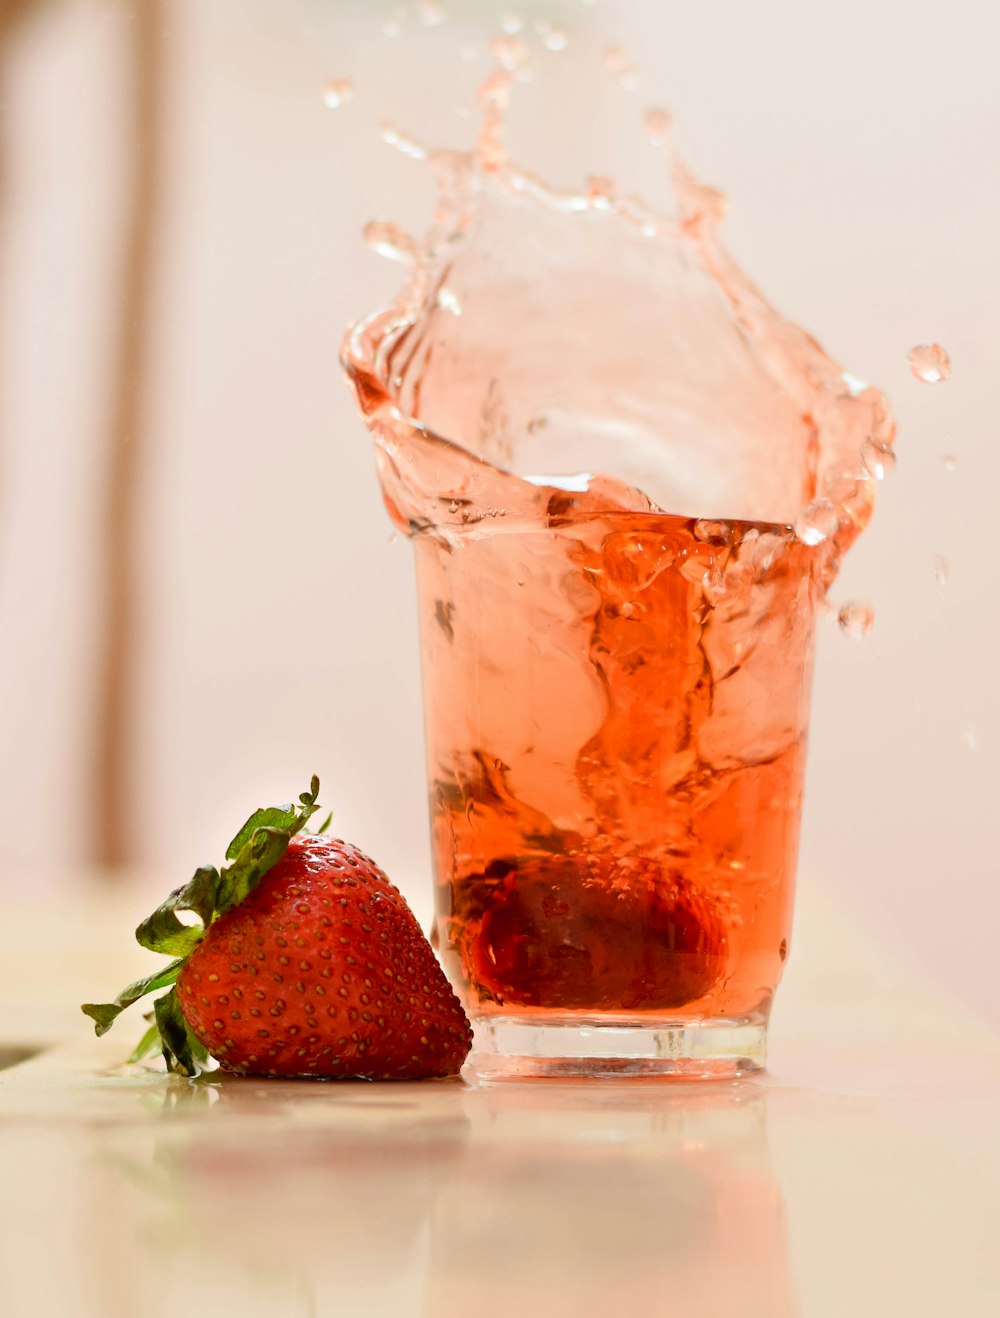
[1,882,998,1318]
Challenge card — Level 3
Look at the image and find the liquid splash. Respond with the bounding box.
[343,36,895,562]
[341,30,898,1021]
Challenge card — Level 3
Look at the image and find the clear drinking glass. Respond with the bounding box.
[342,172,888,1078]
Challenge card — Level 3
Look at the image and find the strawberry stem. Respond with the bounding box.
[81,776,323,1075]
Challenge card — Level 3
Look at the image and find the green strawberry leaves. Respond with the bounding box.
[82,958,185,1035]
[82,776,325,1076]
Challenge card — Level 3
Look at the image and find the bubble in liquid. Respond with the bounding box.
[322,78,353,110]
[932,554,950,586]
[603,44,638,90]
[363,219,417,265]
[942,453,957,472]
[643,108,673,146]
[838,601,875,639]
[535,20,568,51]
[499,11,522,34]
[861,435,897,480]
[908,343,951,383]
[794,499,839,546]
[417,0,445,26]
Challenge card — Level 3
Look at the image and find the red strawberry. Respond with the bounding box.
[469,854,726,1012]
[83,778,472,1079]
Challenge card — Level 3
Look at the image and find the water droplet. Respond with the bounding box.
[794,499,839,546]
[363,219,417,265]
[841,371,868,397]
[490,33,530,73]
[861,436,897,480]
[499,11,522,34]
[417,0,445,26]
[585,174,615,208]
[932,554,950,586]
[642,108,673,146]
[837,601,875,640]
[907,343,951,383]
[436,286,462,315]
[321,78,353,110]
[942,453,957,472]
[964,724,978,753]
[387,532,399,544]
[536,20,568,51]
[603,44,638,90]
[380,120,428,160]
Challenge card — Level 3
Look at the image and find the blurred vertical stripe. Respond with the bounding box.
[93,0,164,870]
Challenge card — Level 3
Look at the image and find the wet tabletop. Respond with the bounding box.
[1,887,998,1318]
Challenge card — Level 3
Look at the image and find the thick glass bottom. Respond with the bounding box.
[466,1014,767,1081]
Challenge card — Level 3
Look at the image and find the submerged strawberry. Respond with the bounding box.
[83,778,472,1079]
[469,854,726,1012]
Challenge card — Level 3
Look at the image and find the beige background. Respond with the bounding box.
[1,0,997,1023]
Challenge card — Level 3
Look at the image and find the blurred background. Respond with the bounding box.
[1,0,997,1024]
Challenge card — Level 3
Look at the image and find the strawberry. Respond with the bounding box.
[83,778,472,1079]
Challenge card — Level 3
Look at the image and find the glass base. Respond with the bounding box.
[465,1015,767,1081]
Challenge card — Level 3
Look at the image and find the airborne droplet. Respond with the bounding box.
[322,78,353,110]
[363,219,418,265]
[603,44,638,90]
[794,499,839,546]
[642,108,673,147]
[907,343,951,384]
[861,436,897,481]
[380,120,428,160]
[942,454,957,472]
[585,174,615,208]
[417,0,445,26]
[490,33,530,73]
[536,21,568,51]
[932,555,950,586]
[837,601,875,640]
